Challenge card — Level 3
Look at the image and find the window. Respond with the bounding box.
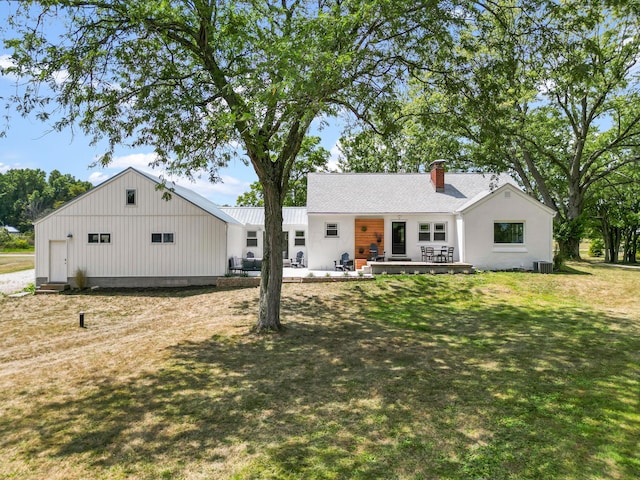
[88,233,111,244]
[325,223,339,237]
[418,223,431,242]
[294,230,306,246]
[126,189,136,206]
[246,230,258,247]
[152,233,174,243]
[494,222,524,244]
[418,222,447,242]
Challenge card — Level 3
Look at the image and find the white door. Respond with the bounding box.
[49,241,67,283]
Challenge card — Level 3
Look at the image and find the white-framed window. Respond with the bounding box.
[126,189,136,206]
[418,223,431,242]
[494,222,524,244]
[246,230,258,247]
[325,223,339,238]
[418,222,447,242]
[152,233,174,244]
[294,230,306,246]
[434,223,446,241]
[88,233,111,244]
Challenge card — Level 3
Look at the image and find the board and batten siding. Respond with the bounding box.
[35,169,228,286]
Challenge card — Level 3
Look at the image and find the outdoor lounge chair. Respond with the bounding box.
[369,243,385,261]
[334,252,353,271]
[290,250,305,268]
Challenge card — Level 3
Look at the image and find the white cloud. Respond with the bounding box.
[0,54,19,81]
[88,171,110,185]
[326,141,343,172]
[0,54,15,70]
[109,152,159,169]
[90,152,251,205]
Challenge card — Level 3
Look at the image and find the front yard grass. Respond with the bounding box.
[0,262,638,479]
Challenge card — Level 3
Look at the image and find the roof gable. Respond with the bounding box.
[34,167,239,225]
[458,183,557,216]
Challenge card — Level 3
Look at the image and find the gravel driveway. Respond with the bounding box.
[0,269,35,294]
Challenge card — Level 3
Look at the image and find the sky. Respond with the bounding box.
[0,5,344,207]
[0,88,344,206]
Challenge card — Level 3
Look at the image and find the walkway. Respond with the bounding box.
[0,269,35,295]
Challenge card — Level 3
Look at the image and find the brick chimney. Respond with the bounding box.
[430,160,446,192]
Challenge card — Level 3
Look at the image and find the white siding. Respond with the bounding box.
[460,186,554,270]
[307,214,459,269]
[308,215,356,270]
[35,169,227,283]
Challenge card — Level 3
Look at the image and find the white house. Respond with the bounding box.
[220,206,308,265]
[35,163,555,287]
[305,161,556,271]
[34,167,239,288]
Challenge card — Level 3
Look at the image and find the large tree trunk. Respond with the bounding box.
[555,216,583,260]
[558,236,581,260]
[254,179,284,332]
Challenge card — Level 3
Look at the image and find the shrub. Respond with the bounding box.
[74,268,87,289]
[589,238,604,257]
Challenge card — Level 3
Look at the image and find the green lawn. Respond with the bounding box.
[0,262,638,479]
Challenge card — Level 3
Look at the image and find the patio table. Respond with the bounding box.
[434,247,448,263]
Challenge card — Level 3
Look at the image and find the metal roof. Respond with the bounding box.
[221,206,308,226]
[306,172,518,214]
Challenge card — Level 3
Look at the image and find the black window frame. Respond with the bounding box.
[126,189,136,206]
[494,222,524,244]
[152,232,174,244]
[88,233,111,244]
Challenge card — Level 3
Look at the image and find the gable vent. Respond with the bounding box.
[504,191,511,199]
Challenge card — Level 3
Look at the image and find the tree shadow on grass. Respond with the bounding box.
[1,278,638,479]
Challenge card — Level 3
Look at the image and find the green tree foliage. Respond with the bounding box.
[586,164,640,263]
[0,168,91,231]
[407,0,640,259]
[236,136,329,206]
[2,0,453,331]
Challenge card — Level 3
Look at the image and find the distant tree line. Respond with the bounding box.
[0,169,92,232]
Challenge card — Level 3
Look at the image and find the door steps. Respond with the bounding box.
[36,283,70,294]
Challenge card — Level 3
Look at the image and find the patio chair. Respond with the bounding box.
[290,250,305,268]
[334,252,353,271]
[246,251,255,258]
[369,243,385,261]
[421,246,434,262]
[447,246,454,262]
